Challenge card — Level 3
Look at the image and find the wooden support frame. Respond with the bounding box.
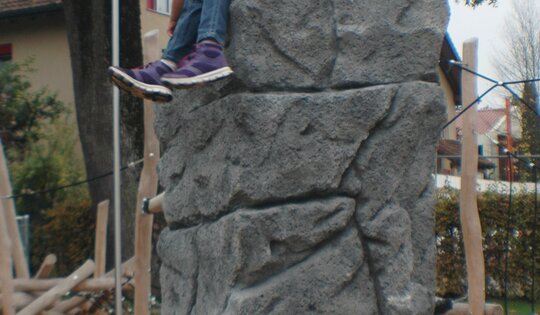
[459,38,486,315]
[0,140,29,278]
[144,192,163,214]
[0,198,15,315]
[11,277,126,292]
[94,200,109,277]
[33,254,57,279]
[17,260,95,315]
[133,29,161,315]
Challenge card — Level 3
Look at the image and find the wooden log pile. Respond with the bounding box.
[0,30,165,315]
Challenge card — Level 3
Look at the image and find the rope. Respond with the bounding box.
[0,158,143,200]
[442,61,540,131]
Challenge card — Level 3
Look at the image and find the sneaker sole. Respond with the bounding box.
[108,67,173,103]
[161,67,233,88]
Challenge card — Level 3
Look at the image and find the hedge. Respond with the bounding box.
[436,184,540,300]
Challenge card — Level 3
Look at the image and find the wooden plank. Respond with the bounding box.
[94,200,109,277]
[105,256,135,278]
[12,277,124,292]
[0,197,15,315]
[0,292,34,311]
[33,254,57,279]
[134,29,161,315]
[459,38,485,315]
[0,140,29,278]
[147,192,164,214]
[17,260,95,315]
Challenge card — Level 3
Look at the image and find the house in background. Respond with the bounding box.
[141,0,172,49]
[437,34,498,179]
[455,106,522,181]
[0,0,73,106]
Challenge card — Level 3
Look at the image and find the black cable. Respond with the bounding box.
[501,84,540,119]
[0,158,143,200]
[453,61,500,85]
[504,78,540,85]
[442,84,498,131]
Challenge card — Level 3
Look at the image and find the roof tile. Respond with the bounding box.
[0,0,62,14]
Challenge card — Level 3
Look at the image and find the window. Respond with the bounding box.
[147,0,171,15]
[0,44,12,62]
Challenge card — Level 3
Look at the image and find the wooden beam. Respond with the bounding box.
[134,29,161,315]
[0,197,15,315]
[33,254,57,279]
[11,277,125,292]
[145,192,163,214]
[459,38,485,315]
[94,200,109,277]
[17,260,95,315]
[0,292,34,311]
[105,256,135,278]
[0,140,29,278]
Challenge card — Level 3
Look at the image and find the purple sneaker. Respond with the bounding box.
[108,60,174,102]
[161,41,233,87]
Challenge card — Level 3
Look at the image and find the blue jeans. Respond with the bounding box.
[162,0,230,62]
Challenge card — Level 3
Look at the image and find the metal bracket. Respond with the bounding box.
[142,198,150,214]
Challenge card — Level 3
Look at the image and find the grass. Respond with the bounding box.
[488,299,540,315]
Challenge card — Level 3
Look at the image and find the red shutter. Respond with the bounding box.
[0,44,11,55]
[147,0,155,10]
[0,44,12,61]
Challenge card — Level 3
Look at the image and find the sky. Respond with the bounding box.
[447,0,537,108]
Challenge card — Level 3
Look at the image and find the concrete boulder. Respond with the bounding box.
[156,0,449,314]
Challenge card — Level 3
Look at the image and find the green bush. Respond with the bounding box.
[436,184,540,300]
[1,60,93,275]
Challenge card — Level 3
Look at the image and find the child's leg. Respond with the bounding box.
[107,0,203,102]
[162,0,203,63]
[196,0,231,45]
[161,0,233,87]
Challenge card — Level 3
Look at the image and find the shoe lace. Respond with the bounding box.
[178,48,198,67]
[132,60,160,70]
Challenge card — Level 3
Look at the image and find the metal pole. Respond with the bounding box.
[532,165,538,315]
[112,0,122,314]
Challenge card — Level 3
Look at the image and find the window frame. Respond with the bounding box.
[0,43,12,62]
[147,0,171,15]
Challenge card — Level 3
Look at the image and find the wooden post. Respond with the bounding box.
[146,192,164,214]
[0,292,34,311]
[0,199,15,315]
[33,254,57,279]
[459,38,485,315]
[134,29,161,315]
[12,277,123,292]
[17,260,95,315]
[94,200,109,277]
[0,140,29,278]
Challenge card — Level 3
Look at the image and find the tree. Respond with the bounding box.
[1,60,93,273]
[0,61,64,152]
[494,0,540,158]
[62,0,145,265]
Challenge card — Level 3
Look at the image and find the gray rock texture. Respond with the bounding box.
[156,0,449,314]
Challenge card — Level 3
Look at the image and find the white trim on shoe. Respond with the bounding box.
[161,67,233,86]
[108,66,172,96]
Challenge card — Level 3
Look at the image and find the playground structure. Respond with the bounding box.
[1,1,540,314]
[0,31,165,315]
